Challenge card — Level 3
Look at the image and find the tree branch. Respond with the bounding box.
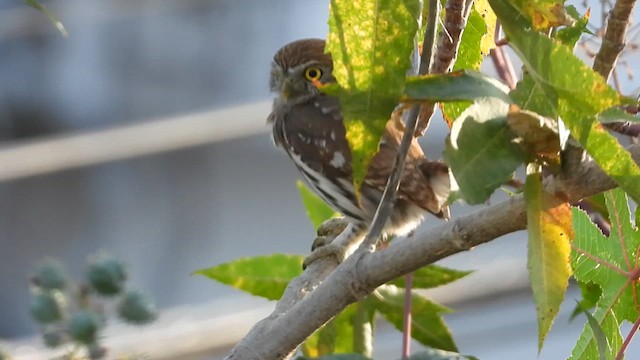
[223,145,640,360]
[592,0,638,81]
[489,22,517,90]
[414,0,474,137]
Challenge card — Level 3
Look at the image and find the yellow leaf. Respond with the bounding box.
[525,165,573,350]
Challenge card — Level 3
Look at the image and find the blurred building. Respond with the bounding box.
[0,0,638,359]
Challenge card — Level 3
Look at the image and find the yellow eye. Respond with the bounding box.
[304,67,323,81]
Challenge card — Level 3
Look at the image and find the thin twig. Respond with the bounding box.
[414,0,475,137]
[358,0,440,252]
[490,22,517,90]
[612,67,623,93]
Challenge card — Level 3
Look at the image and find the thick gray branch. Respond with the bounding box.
[224,146,640,360]
[592,0,638,81]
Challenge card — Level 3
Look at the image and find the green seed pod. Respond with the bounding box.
[29,291,63,324]
[68,311,102,345]
[87,256,127,296]
[42,330,66,348]
[33,259,67,291]
[117,290,157,324]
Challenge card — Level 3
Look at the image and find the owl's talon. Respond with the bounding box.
[303,221,366,270]
[303,243,347,268]
[317,217,348,237]
[311,235,332,251]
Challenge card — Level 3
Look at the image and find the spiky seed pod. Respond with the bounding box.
[87,256,127,296]
[29,291,63,324]
[32,259,67,291]
[68,311,102,345]
[118,290,157,324]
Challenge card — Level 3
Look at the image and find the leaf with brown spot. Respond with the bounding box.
[525,165,573,350]
[506,105,563,167]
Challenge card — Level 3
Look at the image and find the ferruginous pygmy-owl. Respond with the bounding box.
[268,38,451,265]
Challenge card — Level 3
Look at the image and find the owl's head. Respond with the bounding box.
[270,39,334,103]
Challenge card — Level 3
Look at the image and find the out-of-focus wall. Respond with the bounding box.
[0,1,639,359]
[0,0,330,336]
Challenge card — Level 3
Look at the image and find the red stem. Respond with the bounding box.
[615,315,640,360]
[402,273,413,359]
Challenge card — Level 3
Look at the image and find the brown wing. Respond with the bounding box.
[269,95,449,219]
[278,95,353,181]
[366,114,450,218]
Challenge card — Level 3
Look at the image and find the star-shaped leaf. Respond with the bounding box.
[371,285,457,352]
[569,189,640,359]
[194,254,303,300]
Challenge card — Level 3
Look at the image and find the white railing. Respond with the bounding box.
[0,101,271,182]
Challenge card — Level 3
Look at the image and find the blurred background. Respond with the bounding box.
[0,0,638,359]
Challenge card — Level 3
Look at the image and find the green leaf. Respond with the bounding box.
[297,180,339,230]
[492,0,640,204]
[473,0,497,55]
[569,189,639,359]
[405,348,480,360]
[296,355,372,360]
[194,254,303,300]
[572,190,640,322]
[444,98,527,204]
[372,285,457,352]
[524,166,572,349]
[596,107,640,124]
[404,71,512,104]
[302,304,362,357]
[555,6,591,47]
[441,102,473,128]
[326,0,420,192]
[24,0,68,37]
[570,281,602,320]
[455,10,486,71]
[510,74,557,119]
[388,265,472,289]
[569,308,621,360]
[576,302,609,360]
[580,193,609,221]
